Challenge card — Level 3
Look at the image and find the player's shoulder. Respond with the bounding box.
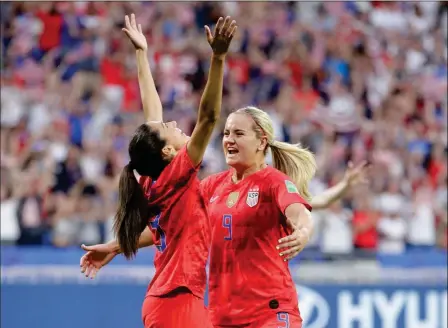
[201,170,231,187]
[263,166,291,184]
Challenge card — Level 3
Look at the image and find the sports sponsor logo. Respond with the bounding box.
[296,285,330,328]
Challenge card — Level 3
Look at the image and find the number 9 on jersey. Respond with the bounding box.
[222,214,232,240]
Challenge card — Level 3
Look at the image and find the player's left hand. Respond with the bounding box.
[342,160,369,187]
[205,16,237,57]
[277,219,311,261]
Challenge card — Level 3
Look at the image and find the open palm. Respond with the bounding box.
[205,16,238,57]
[122,13,147,51]
[344,161,370,187]
[80,244,117,279]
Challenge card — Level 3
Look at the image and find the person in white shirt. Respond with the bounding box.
[407,182,437,248]
[377,200,407,254]
[319,200,353,258]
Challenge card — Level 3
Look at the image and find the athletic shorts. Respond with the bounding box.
[214,312,302,328]
[142,287,212,328]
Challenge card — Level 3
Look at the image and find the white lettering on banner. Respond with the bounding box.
[339,291,373,328]
[372,291,406,328]
[406,291,439,328]
[296,285,330,328]
[338,290,447,328]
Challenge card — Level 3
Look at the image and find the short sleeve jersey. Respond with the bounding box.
[201,166,311,326]
[139,145,210,298]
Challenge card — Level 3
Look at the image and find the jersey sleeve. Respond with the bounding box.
[200,176,213,202]
[270,177,312,214]
[149,144,201,205]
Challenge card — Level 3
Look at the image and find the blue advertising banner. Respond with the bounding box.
[1,278,446,328]
[1,247,446,328]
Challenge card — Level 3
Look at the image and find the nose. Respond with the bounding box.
[168,121,177,128]
[224,134,235,144]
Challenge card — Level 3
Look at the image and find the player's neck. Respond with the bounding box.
[231,162,267,183]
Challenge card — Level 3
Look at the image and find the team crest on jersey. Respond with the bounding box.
[246,187,259,207]
[226,192,240,208]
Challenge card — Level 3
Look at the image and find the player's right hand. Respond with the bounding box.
[80,243,118,279]
[205,16,237,57]
[122,13,147,51]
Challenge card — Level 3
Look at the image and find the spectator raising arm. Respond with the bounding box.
[311,161,369,210]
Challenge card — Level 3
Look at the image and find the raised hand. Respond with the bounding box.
[122,13,147,51]
[204,16,237,58]
[343,161,370,187]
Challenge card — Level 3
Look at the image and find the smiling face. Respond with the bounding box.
[146,121,190,156]
[222,113,267,170]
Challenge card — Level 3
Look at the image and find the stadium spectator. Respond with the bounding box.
[1,2,446,258]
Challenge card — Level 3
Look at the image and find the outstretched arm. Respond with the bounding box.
[105,226,154,255]
[187,16,237,165]
[123,14,163,122]
[311,161,369,210]
[80,227,153,279]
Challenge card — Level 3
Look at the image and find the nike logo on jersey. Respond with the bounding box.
[210,196,219,203]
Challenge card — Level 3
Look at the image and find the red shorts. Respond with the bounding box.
[142,288,212,328]
[214,312,302,328]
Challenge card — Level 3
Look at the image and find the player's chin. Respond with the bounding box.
[225,154,240,165]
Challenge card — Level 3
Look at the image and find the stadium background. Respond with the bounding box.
[1,2,447,328]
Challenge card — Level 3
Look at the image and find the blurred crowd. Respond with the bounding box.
[1,2,447,258]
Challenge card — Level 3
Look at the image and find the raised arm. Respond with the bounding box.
[311,161,369,210]
[123,14,163,122]
[187,16,237,166]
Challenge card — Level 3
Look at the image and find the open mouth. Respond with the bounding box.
[227,148,239,155]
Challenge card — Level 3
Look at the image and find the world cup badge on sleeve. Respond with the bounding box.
[226,192,240,208]
[246,187,259,208]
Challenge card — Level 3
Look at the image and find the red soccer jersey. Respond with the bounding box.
[201,166,311,326]
[139,145,210,299]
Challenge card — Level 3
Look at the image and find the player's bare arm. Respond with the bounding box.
[80,226,154,279]
[123,13,163,122]
[187,16,237,165]
[277,203,313,261]
[311,161,369,210]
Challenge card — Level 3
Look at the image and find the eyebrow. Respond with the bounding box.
[224,128,246,133]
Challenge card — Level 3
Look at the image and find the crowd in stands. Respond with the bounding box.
[1,2,447,258]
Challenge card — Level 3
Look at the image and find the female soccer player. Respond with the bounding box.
[81,14,237,328]
[200,106,314,327]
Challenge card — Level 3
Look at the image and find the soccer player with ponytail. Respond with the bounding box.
[81,14,237,328]
[200,106,315,327]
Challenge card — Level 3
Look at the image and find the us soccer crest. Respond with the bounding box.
[246,187,259,208]
[226,192,239,208]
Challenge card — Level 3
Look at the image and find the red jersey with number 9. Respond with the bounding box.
[139,144,210,298]
[200,166,311,326]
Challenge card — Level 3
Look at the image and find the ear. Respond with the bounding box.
[161,145,176,160]
[257,137,268,152]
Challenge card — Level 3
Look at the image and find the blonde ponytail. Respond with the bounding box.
[236,106,316,202]
[270,141,316,202]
